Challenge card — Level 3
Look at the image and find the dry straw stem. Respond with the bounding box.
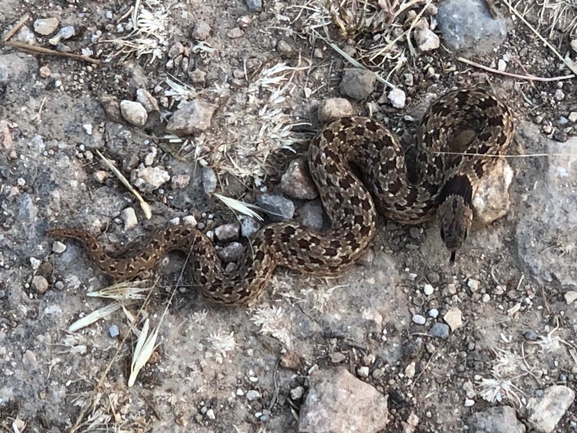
[458,57,575,81]
[68,281,158,433]
[95,149,152,219]
[503,0,577,75]
[215,193,264,221]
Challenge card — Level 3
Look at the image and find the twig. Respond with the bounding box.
[4,41,102,65]
[501,0,577,75]
[3,14,30,42]
[457,57,575,82]
[433,151,577,158]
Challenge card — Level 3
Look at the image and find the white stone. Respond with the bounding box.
[120,100,148,127]
[443,307,463,331]
[120,207,138,230]
[388,88,406,109]
[527,385,575,433]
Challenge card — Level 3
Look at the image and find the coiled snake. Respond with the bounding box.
[49,88,515,305]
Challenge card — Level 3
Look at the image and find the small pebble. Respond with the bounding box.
[428,309,439,318]
[290,386,304,400]
[444,307,463,331]
[388,88,406,109]
[568,112,577,122]
[131,167,170,193]
[246,390,261,401]
[245,0,262,12]
[183,215,197,226]
[120,207,138,230]
[171,174,190,189]
[215,223,240,242]
[256,194,295,222]
[241,217,261,237]
[192,21,211,40]
[564,291,577,304]
[34,18,59,35]
[120,100,148,127]
[339,68,376,101]
[524,330,538,341]
[227,27,244,39]
[109,325,120,338]
[329,352,346,364]
[429,322,450,339]
[423,284,434,296]
[412,314,426,325]
[464,399,475,407]
[317,98,355,123]
[554,89,565,101]
[52,241,66,254]
[202,167,217,196]
[217,242,245,262]
[206,409,215,420]
[32,275,49,294]
[357,366,370,378]
[467,278,480,292]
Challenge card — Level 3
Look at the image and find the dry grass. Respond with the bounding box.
[537,0,577,37]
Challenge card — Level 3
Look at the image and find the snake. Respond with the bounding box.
[48,88,515,306]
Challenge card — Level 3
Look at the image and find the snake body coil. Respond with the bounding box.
[49,88,515,305]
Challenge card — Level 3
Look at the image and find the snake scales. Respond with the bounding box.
[49,88,515,305]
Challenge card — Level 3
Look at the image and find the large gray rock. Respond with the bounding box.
[437,0,508,56]
[515,124,577,287]
[298,368,389,433]
[468,406,525,433]
[527,385,575,433]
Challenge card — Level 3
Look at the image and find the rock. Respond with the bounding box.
[527,385,575,433]
[318,98,355,123]
[227,27,244,39]
[516,125,577,287]
[471,159,514,229]
[166,100,217,135]
[468,406,525,433]
[568,112,577,122]
[564,291,577,304]
[183,215,197,227]
[245,0,262,12]
[33,18,59,36]
[437,0,508,56]
[429,323,450,339]
[291,386,305,400]
[32,275,49,294]
[412,314,426,325]
[298,368,389,433]
[171,174,190,189]
[443,307,463,332]
[15,26,37,45]
[298,200,324,231]
[388,88,406,109]
[414,21,440,51]
[240,217,261,238]
[52,241,66,254]
[192,21,211,40]
[215,223,240,242]
[256,195,295,222]
[277,40,292,54]
[217,242,245,262]
[339,69,376,101]
[246,390,261,401]
[280,350,304,370]
[423,284,434,295]
[99,94,123,123]
[131,166,170,193]
[189,69,206,85]
[136,88,159,113]
[109,325,120,338]
[120,100,148,127]
[281,159,318,200]
[202,166,217,196]
[329,352,346,364]
[120,207,138,230]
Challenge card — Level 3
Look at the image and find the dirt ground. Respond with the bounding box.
[1,0,576,432]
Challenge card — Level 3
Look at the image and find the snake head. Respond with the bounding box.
[437,195,474,263]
